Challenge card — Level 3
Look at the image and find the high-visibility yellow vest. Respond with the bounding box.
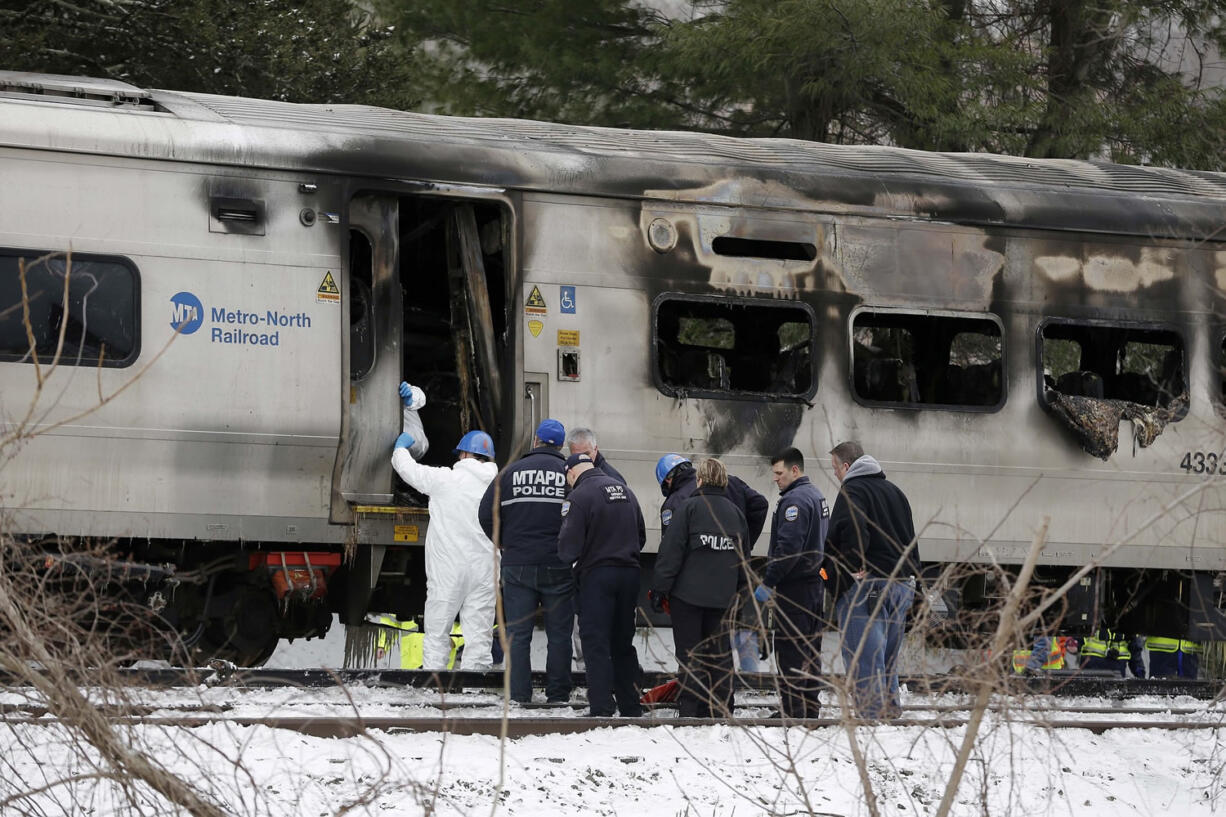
[377,617,463,669]
[1145,636,1199,654]
[1082,631,1131,661]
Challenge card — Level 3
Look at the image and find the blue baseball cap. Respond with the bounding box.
[535,418,565,446]
[565,452,593,472]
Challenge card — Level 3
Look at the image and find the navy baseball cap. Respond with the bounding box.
[535,418,565,446]
[565,452,593,472]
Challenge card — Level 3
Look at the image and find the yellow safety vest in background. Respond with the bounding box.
[1145,636,1199,654]
[1082,631,1131,660]
[377,617,464,669]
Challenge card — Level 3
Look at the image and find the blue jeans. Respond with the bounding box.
[837,578,914,720]
[501,564,575,702]
[732,629,761,672]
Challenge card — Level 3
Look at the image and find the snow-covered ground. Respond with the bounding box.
[2,624,1220,815]
[2,680,1222,816]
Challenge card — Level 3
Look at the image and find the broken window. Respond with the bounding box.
[0,249,138,367]
[654,294,816,401]
[1220,334,1226,404]
[1040,322,1185,408]
[1039,320,1187,460]
[851,309,1003,409]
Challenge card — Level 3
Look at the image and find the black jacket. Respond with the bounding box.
[593,451,626,484]
[826,463,919,595]
[660,466,768,545]
[479,447,567,566]
[764,475,829,588]
[652,485,748,609]
[557,469,646,576]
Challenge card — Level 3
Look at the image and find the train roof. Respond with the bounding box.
[3,70,1226,240]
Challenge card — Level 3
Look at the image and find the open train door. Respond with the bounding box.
[331,191,515,627]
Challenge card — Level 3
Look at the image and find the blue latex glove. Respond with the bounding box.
[753,584,772,604]
[399,381,413,405]
[395,432,416,450]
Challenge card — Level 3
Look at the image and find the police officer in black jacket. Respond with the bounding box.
[478,418,572,703]
[557,452,646,716]
[650,458,748,717]
[655,454,768,543]
[753,447,829,718]
[566,427,626,484]
[657,453,770,669]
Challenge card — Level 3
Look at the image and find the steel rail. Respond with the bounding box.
[2,667,1220,699]
[5,714,1223,739]
[1,700,1218,717]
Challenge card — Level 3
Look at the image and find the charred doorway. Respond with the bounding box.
[395,197,510,488]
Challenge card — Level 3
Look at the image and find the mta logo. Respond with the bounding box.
[170,291,204,335]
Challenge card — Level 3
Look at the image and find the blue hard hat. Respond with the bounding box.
[535,418,565,446]
[655,453,690,486]
[454,430,495,459]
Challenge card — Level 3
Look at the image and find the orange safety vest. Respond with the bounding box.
[1012,636,1072,673]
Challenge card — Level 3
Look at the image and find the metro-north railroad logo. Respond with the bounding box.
[170,291,204,335]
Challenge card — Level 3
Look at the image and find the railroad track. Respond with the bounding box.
[15,666,1217,700]
[79,667,1226,696]
[3,699,1218,718]
[5,712,1223,739]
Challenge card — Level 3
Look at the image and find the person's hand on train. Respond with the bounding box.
[399,381,414,405]
[395,432,416,450]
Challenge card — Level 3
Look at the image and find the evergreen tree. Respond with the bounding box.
[0,0,418,108]
[379,0,1226,169]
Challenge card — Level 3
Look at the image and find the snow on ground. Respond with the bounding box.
[2,627,1221,815]
[2,677,1223,816]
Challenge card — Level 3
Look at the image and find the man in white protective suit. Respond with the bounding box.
[390,381,498,671]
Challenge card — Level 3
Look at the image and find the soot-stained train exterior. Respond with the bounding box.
[1,71,1224,664]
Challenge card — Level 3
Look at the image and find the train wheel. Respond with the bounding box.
[193,585,281,667]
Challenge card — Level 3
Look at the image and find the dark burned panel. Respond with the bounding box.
[652,293,816,403]
[1220,333,1226,406]
[850,309,1004,411]
[1039,320,1187,459]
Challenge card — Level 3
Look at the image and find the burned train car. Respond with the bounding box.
[0,71,1223,664]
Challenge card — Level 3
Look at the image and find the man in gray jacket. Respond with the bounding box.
[827,440,919,720]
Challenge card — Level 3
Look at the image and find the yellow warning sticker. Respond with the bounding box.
[393,524,420,543]
[557,329,579,347]
[316,271,340,304]
[528,319,544,338]
[524,285,547,315]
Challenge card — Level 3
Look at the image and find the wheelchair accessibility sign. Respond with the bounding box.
[560,286,576,314]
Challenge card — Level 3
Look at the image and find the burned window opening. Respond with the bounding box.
[0,249,139,367]
[654,294,816,402]
[1039,321,1187,460]
[1220,335,1226,405]
[851,310,1003,410]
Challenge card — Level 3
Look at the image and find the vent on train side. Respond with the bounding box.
[712,236,817,261]
[0,71,155,110]
[209,197,266,235]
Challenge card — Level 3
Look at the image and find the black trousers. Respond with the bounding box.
[670,597,733,718]
[576,565,643,716]
[773,579,823,718]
